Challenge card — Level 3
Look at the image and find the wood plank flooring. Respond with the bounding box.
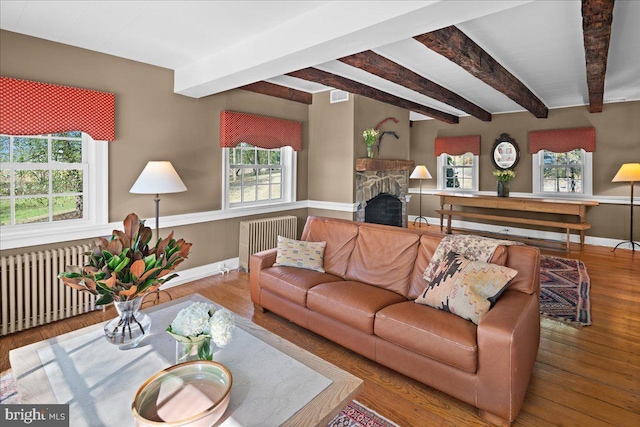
[1,240,638,426]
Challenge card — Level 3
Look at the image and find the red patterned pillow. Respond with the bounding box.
[415,251,518,325]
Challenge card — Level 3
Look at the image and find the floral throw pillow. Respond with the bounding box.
[273,236,327,273]
[415,251,518,325]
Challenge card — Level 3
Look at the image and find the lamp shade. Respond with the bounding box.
[612,163,640,183]
[130,161,187,194]
[410,165,432,180]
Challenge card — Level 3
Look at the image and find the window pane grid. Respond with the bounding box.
[0,133,85,226]
[540,149,584,194]
[228,144,284,206]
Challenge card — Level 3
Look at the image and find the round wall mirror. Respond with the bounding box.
[492,133,520,170]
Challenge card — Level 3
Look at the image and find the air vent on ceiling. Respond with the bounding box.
[330,90,349,104]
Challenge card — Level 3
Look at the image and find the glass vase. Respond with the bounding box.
[497,181,509,197]
[104,296,151,350]
[366,145,374,158]
[176,337,216,364]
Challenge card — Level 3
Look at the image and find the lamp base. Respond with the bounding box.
[413,216,429,228]
[612,240,640,252]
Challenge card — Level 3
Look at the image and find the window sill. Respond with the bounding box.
[0,220,115,251]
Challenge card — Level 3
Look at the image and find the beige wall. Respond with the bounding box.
[0,30,310,265]
[307,91,355,204]
[409,101,640,240]
[353,95,411,161]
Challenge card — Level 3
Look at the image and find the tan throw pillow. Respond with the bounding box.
[273,236,326,273]
[415,251,518,325]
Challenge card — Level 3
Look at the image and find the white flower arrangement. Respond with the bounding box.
[205,309,236,347]
[167,302,236,347]
[362,128,379,146]
[492,169,516,183]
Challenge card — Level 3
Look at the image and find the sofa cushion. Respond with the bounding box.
[503,245,541,294]
[423,235,514,283]
[260,266,343,306]
[345,226,419,296]
[301,216,359,278]
[415,252,518,325]
[375,301,478,373]
[273,236,326,272]
[407,235,508,300]
[307,281,406,334]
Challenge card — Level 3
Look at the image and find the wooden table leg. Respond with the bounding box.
[566,229,570,252]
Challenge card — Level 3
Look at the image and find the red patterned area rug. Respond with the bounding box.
[2,370,399,426]
[540,255,592,327]
[329,400,400,427]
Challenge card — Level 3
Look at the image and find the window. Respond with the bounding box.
[223,142,296,208]
[0,132,108,247]
[1,132,88,225]
[437,152,478,191]
[533,149,592,195]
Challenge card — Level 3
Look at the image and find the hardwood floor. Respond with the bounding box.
[1,241,638,426]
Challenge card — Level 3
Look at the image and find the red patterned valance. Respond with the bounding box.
[435,135,480,156]
[220,111,302,151]
[529,127,595,153]
[0,77,115,141]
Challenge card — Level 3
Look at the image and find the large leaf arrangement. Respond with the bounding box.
[59,213,192,305]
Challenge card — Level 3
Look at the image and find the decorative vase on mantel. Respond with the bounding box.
[104,296,152,350]
[366,145,374,158]
[497,181,510,197]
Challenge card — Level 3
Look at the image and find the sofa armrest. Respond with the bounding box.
[476,289,540,423]
[249,248,278,306]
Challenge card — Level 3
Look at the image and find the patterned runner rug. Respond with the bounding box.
[539,255,592,326]
[1,370,399,427]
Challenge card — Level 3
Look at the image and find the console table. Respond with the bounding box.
[436,193,599,251]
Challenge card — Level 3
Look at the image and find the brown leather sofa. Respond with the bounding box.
[250,216,541,425]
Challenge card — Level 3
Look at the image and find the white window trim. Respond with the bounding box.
[0,134,109,249]
[222,146,296,210]
[436,153,479,192]
[532,150,592,197]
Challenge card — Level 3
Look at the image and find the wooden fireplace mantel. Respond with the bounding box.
[356,158,415,172]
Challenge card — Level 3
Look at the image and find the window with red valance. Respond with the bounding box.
[220,111,300,208]
[529,128,595,195]
[0,76,115,141]
[434,135,480,191]
[220,111,302,151]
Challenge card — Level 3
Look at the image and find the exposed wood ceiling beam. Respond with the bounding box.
[287,68,459,124]
[582,0,615,113]
[415,26,549,119]
[240,81,312,104]
[338,51,492,122]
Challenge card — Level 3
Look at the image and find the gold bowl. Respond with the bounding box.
[132,361,232,427]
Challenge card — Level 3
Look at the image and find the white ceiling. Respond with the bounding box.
[1,0,639,121]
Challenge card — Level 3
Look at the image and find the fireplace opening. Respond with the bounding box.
[364,193,402,227]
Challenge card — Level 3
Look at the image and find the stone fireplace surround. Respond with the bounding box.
[355,159,415,228]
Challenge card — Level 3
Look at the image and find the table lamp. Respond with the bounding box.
[612,162,640,252]
[410,165,432,227]
[130,161,187,242]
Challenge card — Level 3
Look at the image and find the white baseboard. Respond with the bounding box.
[162,257,240,289]
[408,215,624,249]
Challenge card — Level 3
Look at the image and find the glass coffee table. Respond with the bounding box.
[9,294,363,426]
